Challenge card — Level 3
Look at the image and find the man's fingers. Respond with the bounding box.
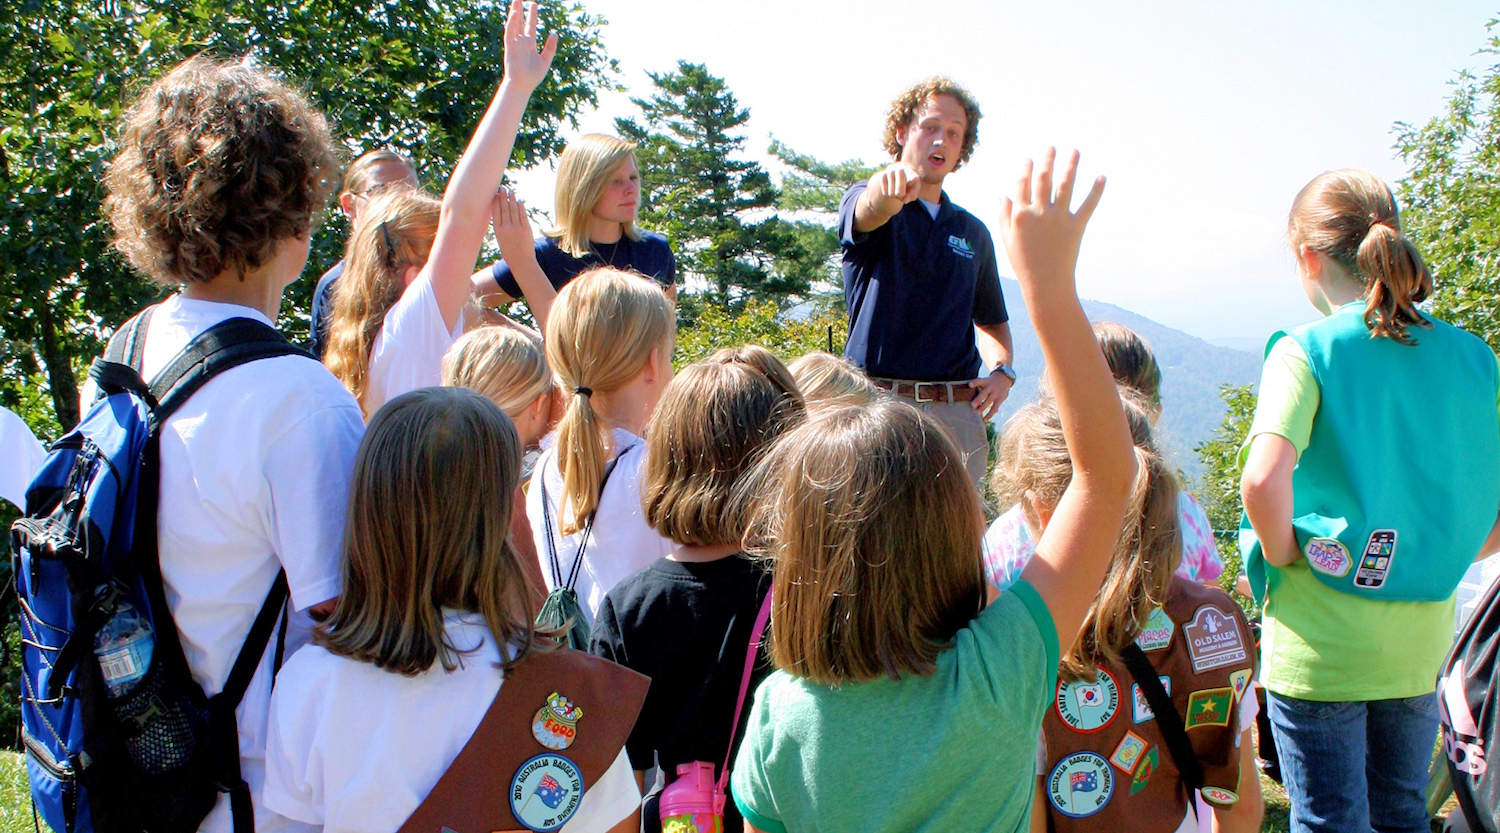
[1075,175,1107,223]
[1035,147,1056,207]
[1055,149,1080,209]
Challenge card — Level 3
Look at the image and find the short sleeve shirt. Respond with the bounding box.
[490,233,676,299]
[0,406,45,511]
[731,581,1058,833]
[364,270,464,415]
[839,183,1007,382]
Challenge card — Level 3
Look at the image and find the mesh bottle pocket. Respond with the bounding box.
[109,655,207,775]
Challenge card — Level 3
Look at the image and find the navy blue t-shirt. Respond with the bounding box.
[839,183,1007,382]
[308,259,343,359]
[489,232,676,299]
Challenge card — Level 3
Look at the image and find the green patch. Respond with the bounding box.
[1185,687,1234,730]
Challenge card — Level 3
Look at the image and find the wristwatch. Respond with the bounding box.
[992,363,1017,382]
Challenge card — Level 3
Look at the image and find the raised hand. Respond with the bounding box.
[868,162,920,210]
[491,188,535,261]
[502,0,558,91]
[999,148,1105,295]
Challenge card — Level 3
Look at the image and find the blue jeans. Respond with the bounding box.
[1266,691,1440,833]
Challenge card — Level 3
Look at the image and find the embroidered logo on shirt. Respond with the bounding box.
[1228,669,1253,703]
[1135,607,1174,652]
[1109,731,1149,774]
[1055,668,1121,733]
[947,235,975,259]
[1305,537,1352,578]
[510,753,585,832]
[1129,747,1158,794]
[1201,786,1239,805]
[531,691,583,750]
[1047,752,1114,818]
[1184,687,1234,730]
[1353,529,1398,589]
[1184,606,1247,673]
[1131,676,1171,723]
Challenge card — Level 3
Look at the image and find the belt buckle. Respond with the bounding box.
[914,382,941,403]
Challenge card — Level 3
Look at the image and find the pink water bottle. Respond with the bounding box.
[658,761,725,833]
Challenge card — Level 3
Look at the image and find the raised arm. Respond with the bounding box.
[490,188,559,330]
[420,0,557,332]
[1011,149,1137,644]
[852,163,920,233]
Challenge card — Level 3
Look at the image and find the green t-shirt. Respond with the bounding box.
[730,580,1059,833]
[1243,333,1500,700]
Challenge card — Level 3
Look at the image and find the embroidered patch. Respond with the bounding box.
[1200,786,1239,805]
[510,753,585,832]
[1184,606,1247,673]
[1305,537,1352,578]
[1055,668,1121,733]
[947,235,975,259]
[1109,731,1149,774]
[1129,746,1158,794]
[531,691,583,750]
[1135,607,1174,652]
[1353,529,1398,589]
[1184,687,1234,730]
[1228,669,1252,703]
[1131,676,1171,723]
[1046,752,1114,818]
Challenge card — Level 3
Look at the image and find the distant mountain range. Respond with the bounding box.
[994,278,1262,484]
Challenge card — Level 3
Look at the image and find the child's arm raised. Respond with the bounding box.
[422,0,557,332]
[491,188,559,330]
[1010,149,1137,643]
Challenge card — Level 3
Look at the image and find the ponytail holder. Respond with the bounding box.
[574,386,593,398]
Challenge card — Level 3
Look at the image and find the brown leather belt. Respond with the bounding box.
[872,378,977,403]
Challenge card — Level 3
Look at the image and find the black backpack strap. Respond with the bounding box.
[90,308,157,404]
[1120,644,1205,790]
[148,317,309,425]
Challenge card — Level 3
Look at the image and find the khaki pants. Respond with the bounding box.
[912,399,989,492]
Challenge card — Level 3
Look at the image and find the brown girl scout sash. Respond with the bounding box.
[398,648,649,833]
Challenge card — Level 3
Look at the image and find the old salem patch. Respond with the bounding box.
[510,753,585,832]
[1131,676,1171,723]
[1055,668,1121,733]
[1184,688,1234,730]
[1183,606,1247,674]
[1135,607,1174,652]
[1305,537,1353,578]
[1047,752,1114,818]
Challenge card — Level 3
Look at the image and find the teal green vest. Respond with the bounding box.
[1241,305,1500,603]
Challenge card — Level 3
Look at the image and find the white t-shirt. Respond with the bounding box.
[363,271,463,415]
[120,295,364,833]
[263,611,639,833]
[0,406,45,510]
[528,428,674,624]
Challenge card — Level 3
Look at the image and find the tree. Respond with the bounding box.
[1193,383,1257,601]
[0,0,613,432]
[1395,20,1500,351]
[767,137,879,295]
[616,61,813,308]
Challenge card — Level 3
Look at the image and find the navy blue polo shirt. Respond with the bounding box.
[839,183,1008,382]
[489,232,676,298]
[308,259,343,359]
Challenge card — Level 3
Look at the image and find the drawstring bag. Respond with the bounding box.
[536,449,629,649]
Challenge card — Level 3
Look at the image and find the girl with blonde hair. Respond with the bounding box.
[324,0,557,415]
[527,267,677,628]
[787,350,880,408]
[472,133,676,329]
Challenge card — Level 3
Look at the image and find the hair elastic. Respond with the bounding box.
[573,386,593,398]
[379,219,398,270]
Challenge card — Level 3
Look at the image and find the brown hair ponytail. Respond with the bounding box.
[1289,169,1433,344]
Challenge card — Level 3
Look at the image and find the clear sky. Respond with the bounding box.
[512,0,1496,346]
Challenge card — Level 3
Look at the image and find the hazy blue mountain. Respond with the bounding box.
[994,278,1261,485]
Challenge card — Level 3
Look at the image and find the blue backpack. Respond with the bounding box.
[11,307,303,833]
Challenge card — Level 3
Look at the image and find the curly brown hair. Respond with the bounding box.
[882,77,982,169]
[104,56,338,286]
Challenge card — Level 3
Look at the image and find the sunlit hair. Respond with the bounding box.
[545,268,675,534]
[442,326,553,420]
[742,399,986,684]
[1289,169,1433,344]
[706,345,803,407]
[548,134,642,259]
[788,351,880,409]
[104,56,337,286]
[340,148,417,201]
[643,361,805,547]
[316,387,541,674]
[881,77,982,170]
[992,390,1179,682]
[324,188,442,413]
[1041,323,1163,421]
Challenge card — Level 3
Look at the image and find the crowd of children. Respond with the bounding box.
[10,4,1500,833]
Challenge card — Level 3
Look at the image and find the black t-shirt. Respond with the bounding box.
[589,554,772,833]
[489,232,676,299]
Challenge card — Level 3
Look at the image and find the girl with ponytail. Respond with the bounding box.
[528,267,676,626]
[1240,170,1500,833]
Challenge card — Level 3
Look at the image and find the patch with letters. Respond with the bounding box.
[1305,537,1352,578]
[1200,786,1239,805]
[1109,731,1149,774]
[510,753,584,832]
[1047,752,1113,818]
[1134,607,1174,652]
[1184,605,1247,673]
[531,691,583,750]
[947,235,975,259]
[1184,687,1234,730]
[1129,746,1158,794]
[1131,676,1171,723]
[1228,669,1252,703]
[1055,668,1121,733]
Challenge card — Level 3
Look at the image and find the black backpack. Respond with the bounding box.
[12,308,302,833]
[1439,570,1500,833]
